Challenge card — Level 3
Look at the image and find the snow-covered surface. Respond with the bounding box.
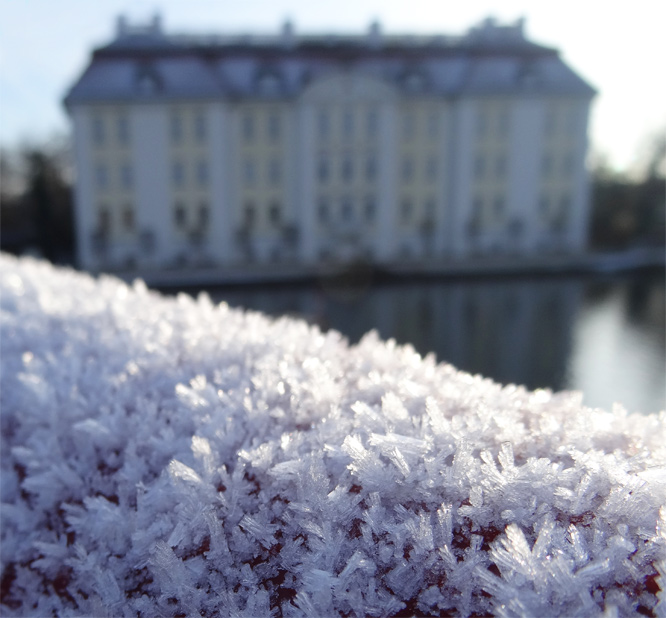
[1,254,665,617]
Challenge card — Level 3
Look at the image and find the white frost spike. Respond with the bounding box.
[567,524,589,566]
[436,504,453,547]
[192,436,211,457]
[498,441,515,472]
[1,255,665,618]
[168,459,202,484]
[493,524,534,576]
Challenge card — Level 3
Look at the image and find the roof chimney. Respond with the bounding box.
[116,14,128,38]
[281,19,296,48]
[368,20,382,48]
[514,17,525,37]
[151,13,163,35]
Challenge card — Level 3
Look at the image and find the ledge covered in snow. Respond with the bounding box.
[1,254,665,617]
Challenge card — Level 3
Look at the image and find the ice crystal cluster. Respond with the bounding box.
[1,254,665,618]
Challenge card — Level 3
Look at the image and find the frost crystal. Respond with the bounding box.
[1,254,665,617]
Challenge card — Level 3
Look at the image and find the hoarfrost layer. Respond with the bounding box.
[1,254,665,618]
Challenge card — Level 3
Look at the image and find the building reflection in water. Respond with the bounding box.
[204,274,664,415]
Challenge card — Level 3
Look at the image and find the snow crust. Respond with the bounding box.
[1,254,665,617]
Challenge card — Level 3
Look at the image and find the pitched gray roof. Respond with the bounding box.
[64,24,595,107]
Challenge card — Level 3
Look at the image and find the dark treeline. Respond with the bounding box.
[1,139,75,263]
[1,134,664,264]
[589,134,666,250]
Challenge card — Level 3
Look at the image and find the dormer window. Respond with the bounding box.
[256,68,282,96]
[136,63,161,95]
[402,69,427,93]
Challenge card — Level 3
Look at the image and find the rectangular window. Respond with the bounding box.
[242,113,254,141]
[342,155,354,182]
[318,197,329,223]
[476,112,488,138]
[198,201,209,227]
[269,201,281,226]
[365,196,376,222]
[427,111,438,137]
[494,195,505,218]
[545,107,557,136]
[95,164,108,190]
[343,109,354,138]
[120,164,133,190]
[244,201,255,227]
[474,154,486,180]
[367,109,378,138]
[562,153,574,175]
[401,198,412,224]
[566,108,578,135]
[498,109,510,137]
[366,155,377,181]
[174,202,186,228]
[426,156,437,182]
[269,158,281,186]
[117,115,129,145]
[268,113,280,142]
[472,196,483,221]
[539,195,551,218]
[559,194,571,215]
[402,157,414,183]
[495,154,506,178]
[341,197,353,222]
[92,115,105,146]
[194,112,206,142]
[554,194,571,231]
[425,197,436,219]
[317,155,329,183]
[402,113,415,140]
[318,110,330,140]
[172,161,184,187]
[197,160,209,187]
[170,112,182,143]
[122,205,134,231]
[243,158,255,186]
[98,205,110,233]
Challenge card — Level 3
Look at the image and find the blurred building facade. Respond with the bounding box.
[64,15,595,271]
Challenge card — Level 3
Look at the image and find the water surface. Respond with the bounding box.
[204,273,665,415]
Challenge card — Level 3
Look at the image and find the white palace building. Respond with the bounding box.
[64,15,595,271]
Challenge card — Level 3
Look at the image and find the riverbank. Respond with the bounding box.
[111,246,665,290]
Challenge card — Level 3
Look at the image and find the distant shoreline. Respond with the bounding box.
[102,247,666,292]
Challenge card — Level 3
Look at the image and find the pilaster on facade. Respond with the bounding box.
[208,103,233,265]
[450,100,476,258]
[507,98,542,254]
[376,103,398,263]
[297,102,317,263]
[569,100,592,252]
[132,105,170,268]
[72,108,96,270]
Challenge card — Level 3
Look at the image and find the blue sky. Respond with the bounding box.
[1,0,664,174]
